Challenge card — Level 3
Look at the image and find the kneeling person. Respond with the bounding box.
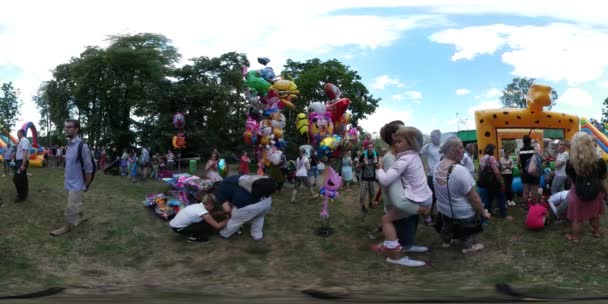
[217,175,277,240]
[170,193,228,242]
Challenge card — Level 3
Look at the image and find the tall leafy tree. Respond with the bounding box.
[500,77,558,109]
[37,33,180,151]
[0,82,22,132]
[160,52,250,157]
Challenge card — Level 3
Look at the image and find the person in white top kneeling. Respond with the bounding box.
[170,193,228,242]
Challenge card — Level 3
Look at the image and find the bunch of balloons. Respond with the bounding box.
[296,83,359,161]
[242,57,299,174]
[172,112,187,150]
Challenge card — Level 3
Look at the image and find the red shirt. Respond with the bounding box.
[525,204,547,230]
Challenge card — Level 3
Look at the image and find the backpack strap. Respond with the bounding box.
[446,163,458,221]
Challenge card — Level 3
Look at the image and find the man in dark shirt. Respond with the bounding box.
[359,143,377,213]
[217,175,275,240]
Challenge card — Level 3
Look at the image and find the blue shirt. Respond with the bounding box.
[3,147,13,161]
[141,148,150,163]
[65,136,93,192]
[215,175,260,208]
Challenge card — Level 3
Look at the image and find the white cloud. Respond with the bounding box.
[455,89,471,95]
[486,88,502,98]
[468,100,502,116]
[430,23,608,85]
[0,1,445,130]
[359,107,413,134]
[559,88,593,107]
[392,90,423,103]
[599,81,608,88]
[372,75,406,90]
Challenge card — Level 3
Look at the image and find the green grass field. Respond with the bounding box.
[2,167,608,301]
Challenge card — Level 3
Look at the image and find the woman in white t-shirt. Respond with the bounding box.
[169,194,227,242]
[551,140,569,194]
[290,148,316,203]
[433,136,491,254]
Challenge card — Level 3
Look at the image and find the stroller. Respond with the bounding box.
[285,160,296,184]
[104,158,120,176]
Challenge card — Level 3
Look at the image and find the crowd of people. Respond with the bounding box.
[3,117,606,269]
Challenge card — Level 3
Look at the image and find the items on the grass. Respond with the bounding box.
[144,174,215,220]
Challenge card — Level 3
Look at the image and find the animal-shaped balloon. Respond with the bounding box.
[243,116,259,145]
[318,135,341,159]
[260,67,275,82]
[173,112,186,129]
[268,148,283,166]
[261,90,280,116]
[309,113,334,144]
[258,119,274,147]
[296,113,310,140]
[319,166,342,219]
[279,98,296,110]
[347,126,359,144]
[269,80,299,100]
[334,112,351,137]
[326,98,351,124]
[309,101,326,115]
[270,112,286,130]
[324,83,341,102]
[172,132,187,150]
[270,112,286,148]
[246,70,271,95]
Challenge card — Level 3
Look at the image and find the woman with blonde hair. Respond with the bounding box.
[564,132,607,243]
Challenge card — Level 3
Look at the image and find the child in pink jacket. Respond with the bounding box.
[371,126,432,257]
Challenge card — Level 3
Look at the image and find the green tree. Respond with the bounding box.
[0,82,22,132]
[159,52,250,157]
[281,58,380,153]
[37,33,180,151]
[500,77,558,109]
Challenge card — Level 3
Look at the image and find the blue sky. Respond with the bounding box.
[1,0,607,135]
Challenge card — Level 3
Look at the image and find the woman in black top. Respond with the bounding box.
[518,135,540,204]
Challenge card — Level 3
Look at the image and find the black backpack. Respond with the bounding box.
[574,174,601,202]
[77,141,97,190]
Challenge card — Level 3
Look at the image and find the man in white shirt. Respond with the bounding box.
[551,140,569,194]
[14,129,30,202]
[291,148,315,203]
[420,129,442,224]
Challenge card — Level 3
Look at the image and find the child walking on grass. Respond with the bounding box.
[370,126,432,262]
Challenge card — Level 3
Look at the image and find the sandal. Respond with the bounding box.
[564,234,580,243]
[592,231,601,238]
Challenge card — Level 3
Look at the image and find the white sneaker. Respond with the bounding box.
[404,245,429,253]
[462,243,485,254]
[386,257,426,267]
[442,240,454,248]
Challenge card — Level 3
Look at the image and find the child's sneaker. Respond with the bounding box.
[403,245,429,253]
[386,257,426,267]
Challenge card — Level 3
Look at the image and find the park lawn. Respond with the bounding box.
[1,167,608,301]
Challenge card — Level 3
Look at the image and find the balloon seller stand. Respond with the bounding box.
[315,218,334,237]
